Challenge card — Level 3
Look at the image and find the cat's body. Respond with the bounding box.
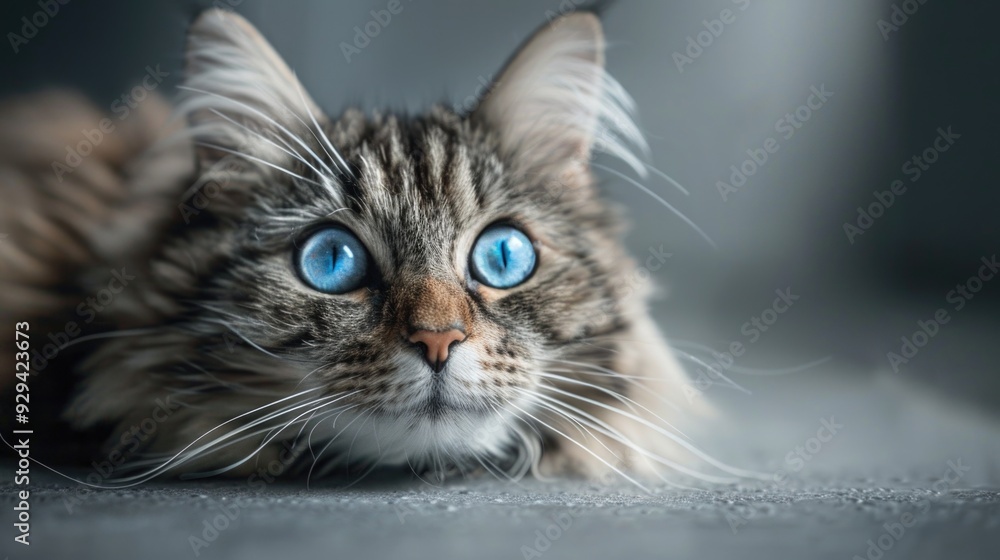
[0,9,713,484]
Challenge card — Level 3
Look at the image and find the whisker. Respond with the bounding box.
[176,359,284,397]
[197,316,309,365]
[178,85,338,179]
[343,409,376,473]
[644,162,690,196]
[593,163,717,249]
[47,327,160,352]
[545,357,685,415]
[536,370,686,438]
[121,395,338,472]
[307,404,357,461]
[535,400,624,463]
[533,382,768,480]
[195,142,324,188]
[527,395,698,490]
[110,390,355,483]
[670,339,835,375]
[520,388,732,487]
[507,401,649,492]
[307,408,368,487]
[290,74,355,180]
[183,395,356,478]
[672,350,752,395]
[4,387,332,488]
[206,108,330,181]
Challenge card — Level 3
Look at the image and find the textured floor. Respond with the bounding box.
[3,474,999,560]
[4,368,1000,560]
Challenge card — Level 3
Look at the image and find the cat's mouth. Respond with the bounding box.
[381,344,499,419]
[423,367,450,418]
[397,385,496,420]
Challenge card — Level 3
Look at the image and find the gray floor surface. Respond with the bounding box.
[4,473,999,560]
[3,365,1000,560]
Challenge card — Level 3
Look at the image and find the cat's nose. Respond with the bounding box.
[409,329,466,373]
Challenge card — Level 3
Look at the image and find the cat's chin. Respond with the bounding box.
[384,344,522,415]
[290,343,542,472]
[303,403,521,472]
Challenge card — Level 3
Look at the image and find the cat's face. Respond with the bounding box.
[74,9,650,473]
[205,105,635,464]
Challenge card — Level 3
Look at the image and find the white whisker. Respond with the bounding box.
[508,401,649,492]
[534,382,767,480]
[593,163,717,249]
[672,350,752,395]
[290,74,355,179]
[178,85,337,179]
[195,142,324,188]
[206,108,329,181]
[644,162,690,196]
[520,388,732,487]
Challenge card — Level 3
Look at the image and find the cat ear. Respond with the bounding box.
[473,12,646,178]
[181,9,328,169]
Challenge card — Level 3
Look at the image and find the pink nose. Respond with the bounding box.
[409,329,466,373]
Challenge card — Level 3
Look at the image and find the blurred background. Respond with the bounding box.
[2,2,1000,559]
[1,0,998,477]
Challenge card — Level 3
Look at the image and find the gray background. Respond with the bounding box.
[3,0,996,406]
[1,1,999,559]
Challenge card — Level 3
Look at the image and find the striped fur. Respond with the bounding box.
[1,9,712,483]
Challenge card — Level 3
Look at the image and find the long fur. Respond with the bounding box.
[0,9,739,486]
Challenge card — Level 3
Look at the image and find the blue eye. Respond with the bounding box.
[470,225,536,289]
[297,227,369,294]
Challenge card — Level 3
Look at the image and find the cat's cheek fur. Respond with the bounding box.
[534,319,710,481]
[3,8,713,483]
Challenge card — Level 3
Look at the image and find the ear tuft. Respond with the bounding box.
[473,12,647,178]
[180,9,326,168]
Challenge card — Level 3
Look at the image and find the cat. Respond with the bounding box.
[0,8,737,486]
